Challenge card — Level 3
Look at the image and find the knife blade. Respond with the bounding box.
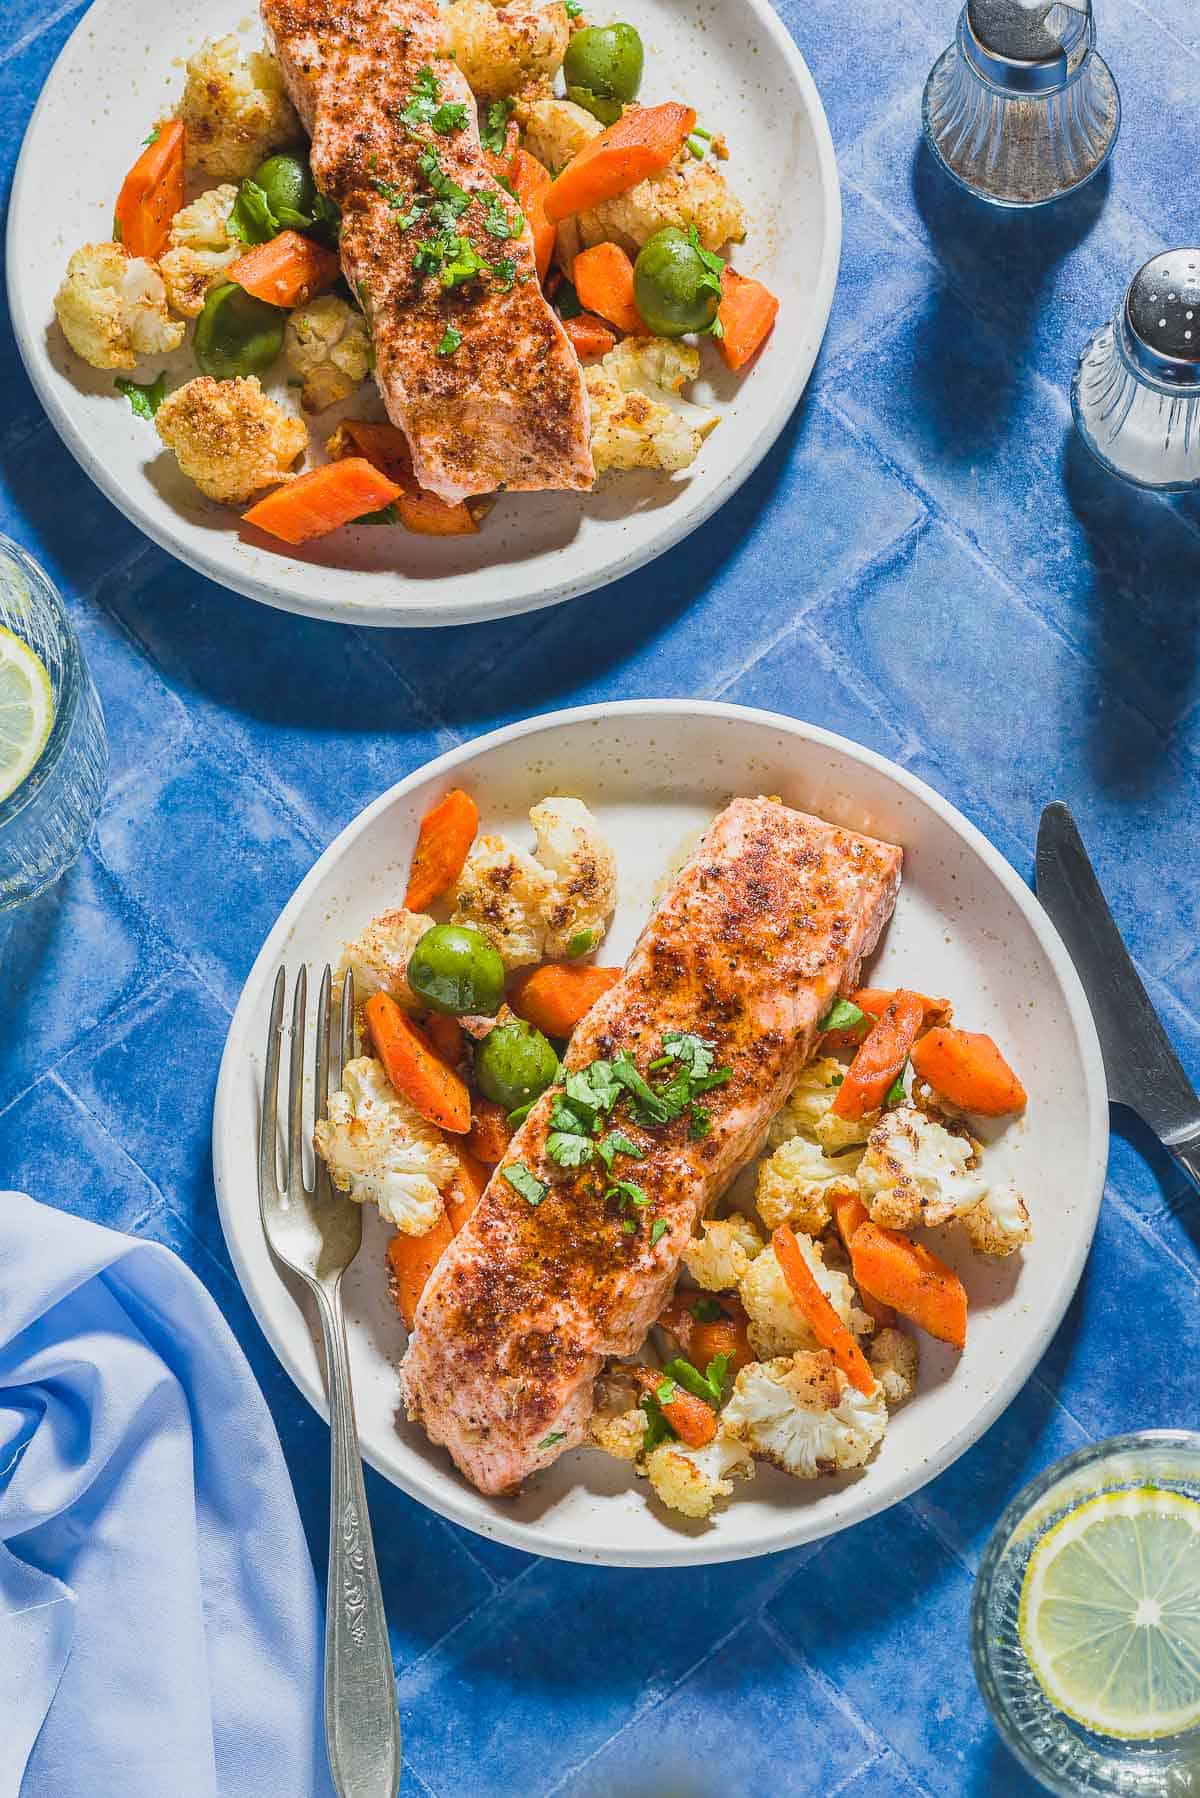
[1036,801,1200,1192]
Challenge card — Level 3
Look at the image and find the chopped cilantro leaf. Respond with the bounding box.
[567,929,597,958]
[357,502,402,525]
[553,279,583,321]
[114,371,167,420]
[605,1179,647,1209]
[432,101,469,134]
[491,256,517,290]
[546,1129,594,1168]
[663,1354,728,1408]
[819,997,868,1034]
[503,1161,545,1205]
[688,1106,711,1140]
[621,1219,637,1234]
[566,1061,620,1117]
[692,1298,723,1324]
[507,1101,534,1128]
[228,179,278,246]
[480,97,514,155]
[661,1030,716,1079]
[399,63,441,129]
[141,125,161,147]
[884,1062,909,1108]
[537,1431,566,1451]
[564,0,583,16]
[596,1128,643,1170]
[440,238,491,286]
[481,189,523,240]
[373,178,424,231]
[650,1218,670,1247]
[612,1052,683,1125]
[655,1376,678,1406]
[640,1393,673,1448]
[417,149,472,216]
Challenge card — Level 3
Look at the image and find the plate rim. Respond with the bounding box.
[212,698,1110,1567]
[6,0,843,630]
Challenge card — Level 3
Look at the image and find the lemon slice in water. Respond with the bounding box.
[1020,1486,1200,1741]
[0,623,54,804]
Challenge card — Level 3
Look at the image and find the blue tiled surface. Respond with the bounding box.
[2,1,1199,1792]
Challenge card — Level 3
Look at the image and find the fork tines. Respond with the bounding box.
[258,963,354,1218]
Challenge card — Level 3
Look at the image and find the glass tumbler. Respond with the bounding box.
[0,535,108,909]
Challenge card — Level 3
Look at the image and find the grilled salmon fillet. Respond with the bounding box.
[400,797,903,1496]
[261,0,594,502]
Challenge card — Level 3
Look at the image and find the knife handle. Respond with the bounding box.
[1172,1128,1200,1195]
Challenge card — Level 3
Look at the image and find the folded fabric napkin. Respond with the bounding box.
[0,1193,335,1798]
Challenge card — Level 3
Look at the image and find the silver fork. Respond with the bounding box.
[259,964,402,1798]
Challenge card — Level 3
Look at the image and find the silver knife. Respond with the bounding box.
[1036,801,1200,1193]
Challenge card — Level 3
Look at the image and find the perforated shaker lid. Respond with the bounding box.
[1126,250,1200,383]
[965,0,1093,90]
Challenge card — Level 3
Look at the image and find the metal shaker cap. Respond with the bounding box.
[965,0,1093,91]
[1126,250,1200,385]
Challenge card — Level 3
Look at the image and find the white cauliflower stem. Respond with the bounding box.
[755,1134,862,1236]
[285,296,373,413]
[445,0,569,102]
[314,1057,459,1233]
[337,908,437,1012]
[738,1236,869,1360]
[155,376,307,504]
[586,338,717,476]
[962,1183,1033,1256]
[160,184,239,317]
[722,1350,887,1478]
[54,243,184,371]
[857,1106,988,1230]
[684,1214,764,1291]
[645,1434,754,1519]
[530,797,617,960]
[869,1327,919,1406]
[179,35,301,180]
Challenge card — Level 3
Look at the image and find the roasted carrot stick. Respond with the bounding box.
[228,229,340,308]
[242,459,404,545]
[510,149,555,284]
[363,991,472,1133]
[386,1145,487,1328]
[828,1192,898,1329]
[849,1222,968,1350]
[509,964,622,1039]
[114,120,186,259]
[658,1292,755,1374]
[544,103,697,222]
[326,419,478,536]
[773,1226,875,1395]
[465,1096,513,1166]
[822,987,950,1052]
[562,312,617,358]
[717,268,779,371]
[832,989,926,1119]
[911,1028,1027,1117]
[572,242,644,335]
[423,1012,465,1068]
[632,1365,717,1448]
[404,787,479,911]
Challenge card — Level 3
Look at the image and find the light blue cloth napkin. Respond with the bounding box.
[0,1192,336,1798]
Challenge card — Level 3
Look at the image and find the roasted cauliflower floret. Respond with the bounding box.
[857,1106,988,1230]
[445,0,570,102]
[155,375,307,504]
[517,94,600,171]
[451,833,555,970]
[54,243,184,371]
[530,796,617,960]
[961,1183,1033,1257]
[644,1433,754,1519]
[683,1214,765,1292]
[587,1368,647,1461]
[586,337,717,476]
[722,1350,888,1478]
[768,1058,859,1145]
[755,1135,863,1236]
[179,34,301,180]
[284,296,373,413]
[868,1327,919,1407]
[159,184,239,317]
[738,1236,869,1360]
[578,152,747,259]
[336,908,437,1012]
[314,1057,459,1233]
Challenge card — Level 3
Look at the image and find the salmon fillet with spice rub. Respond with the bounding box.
[400,796,903,1496]
[261,0,593,502]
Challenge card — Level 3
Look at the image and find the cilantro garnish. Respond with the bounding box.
[606,1179,647,1210]
[661,1030,716,1079]
[691,1298,723,1324]
[537,1431,566,1451]
[114,371,168,421]
[663,1354,729,1408]
[357,502,402,526]
[655,1376,677,1407]
[480,97,514,155]
[230,178,339,247]
[650,1218,670,1247]
[553,279,583,321]
[503,1161,544,1204]
[688,1107,711,1140]
[399,64,442,129]
[564,0,583,16]
[440,238,491,287]
[432,101,469,134]
[481,189,523,240]
[819,997,867,1034]
[417,149,472,217]
[142,125,160,147]
[546,1128,594,1168]
[884,1062,909,1108]
[566,928,597,958]
[596,1128,643,1171]
[611,1052,681,1126]
[640,1393,673,1448]
[566,1062,620,1116]
[373,178,424,231]
[491,256,518,291]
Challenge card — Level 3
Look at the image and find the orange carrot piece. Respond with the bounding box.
[632,1366,716,1449]
[363,991,472,1134]
[326,420,478,536]
[773,1226,876,1395]
[544,102,697,223]
[832,989,926,1119]
[911,1027,1027,1117]
[658,1293,755,1375]
[827,1191,897,1328]
[572,242,644,335]
[824,987,950,1052]
[510,964,622,1039]
[511,149,555,284]
[242,459,404,545]
[227,229,340,308]
[404,787,479,912]
[387,1145,486,1327]
[114,120,185,260]
[465,1096,513,1166]
[424,1012,465,1068]
[445,1145,489,1229]
[717,268,779,372]
[849,1221,967,1350]
[562,312,617,358]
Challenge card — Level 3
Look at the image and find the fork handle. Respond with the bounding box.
[315,1279,402,1798]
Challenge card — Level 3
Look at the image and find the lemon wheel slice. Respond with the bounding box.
[1019,1485,1200,1741]
[0,623,54,804]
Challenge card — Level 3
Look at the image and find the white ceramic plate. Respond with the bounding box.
[7,0,840,629]
[213,701,1108,1567]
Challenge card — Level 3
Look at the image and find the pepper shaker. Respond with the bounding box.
[1072,251,1200,491]
[922,0,1120,208]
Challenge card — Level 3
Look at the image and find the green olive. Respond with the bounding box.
[475,1021,559,1112]
[563,23,644,104]
[407,923,506,1017]
[193,283,285,379]
[565,85,624,126]
[633,227,720,337]
[254,151,318,223]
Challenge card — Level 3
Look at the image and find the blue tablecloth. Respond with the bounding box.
[3,2,1199,1793]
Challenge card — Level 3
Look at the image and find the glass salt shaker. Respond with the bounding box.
[1073,251,1200,492]
[922,0,1120,208]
